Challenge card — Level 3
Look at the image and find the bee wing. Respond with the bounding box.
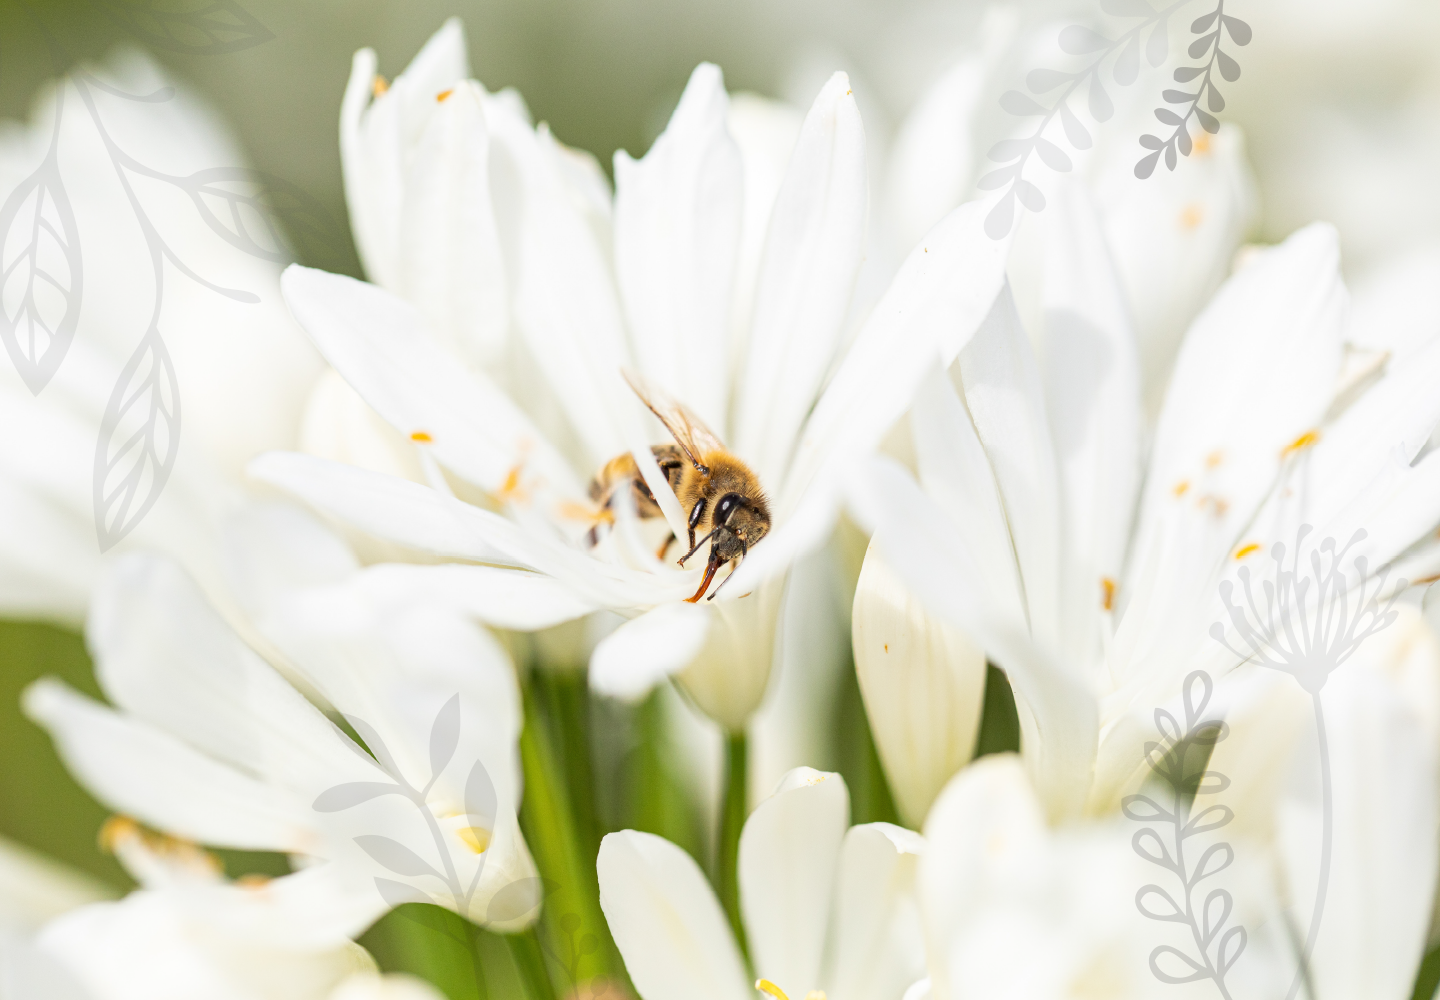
[622,369,725,471]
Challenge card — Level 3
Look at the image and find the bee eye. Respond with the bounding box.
[715,492,743,524]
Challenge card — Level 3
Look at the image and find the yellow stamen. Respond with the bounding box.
[1172,480,1190,497]
[1179,203,1204,230]
[1205,450,1223,468]
[457,826,491,854]
[372,75,389,97]
[1193,131,1212,155]
[410,430,434,443]
[437,88,454,102]
[757,981,788,1000]
[1282,429,1320,457]
[1101,577,1116,611]
[1235,542,1260,560]
[236,874,271,890]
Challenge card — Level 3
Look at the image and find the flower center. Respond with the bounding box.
[756,979,826,1000]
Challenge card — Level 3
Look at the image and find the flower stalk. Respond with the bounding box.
[718,730,750,963]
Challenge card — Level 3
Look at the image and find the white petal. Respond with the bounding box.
[956,282,1063,647]
[590,603,711,702]
[1115,222,1346,687]
[248,451,689,607]
[615,63,742,434]
[820,822,926,1000]
[1041,181,1142,667]
[398,82,509,368]
[917,756,1046,1000]
[487,109,635,468]
[735,72,867,484]
[22,679,316,852]
[87,554,367,792]
[281,265,582,502]
[597,830,750,1000]
[1277,607,1440,1000]
[852,542,986,829]
[725,95,802,395]
[38,889,376,1000]
[331,973,449,1000]
[0,835,117,932]
[677,574,786,732]
[726,197,1011,598]
[909,366,1026,626]
[1093,123,1259,414]
[740,768,849,998]
[351,563,597,631]
[854,458,1098,819]
[340,20,470,290]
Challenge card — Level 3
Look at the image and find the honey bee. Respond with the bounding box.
[585,373,771,603]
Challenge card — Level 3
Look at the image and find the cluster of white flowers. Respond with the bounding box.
[3,12,1440,1000]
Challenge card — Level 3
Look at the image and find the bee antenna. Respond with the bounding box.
[678,528,718,566]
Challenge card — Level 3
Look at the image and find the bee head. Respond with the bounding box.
[709,492,770,563]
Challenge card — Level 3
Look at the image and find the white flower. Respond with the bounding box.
[918,601,1440,1000]
[22,818,441,1000]
[22,545,538,931]
[252,21,1014,730]
[597,767,925,1000]
[0,50,321,626]
[853,180,1440,820]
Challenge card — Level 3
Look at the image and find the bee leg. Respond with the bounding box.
[685,551,723,603]
[683,496,708,559]
[585,524,600,548]
[655,531,675,560]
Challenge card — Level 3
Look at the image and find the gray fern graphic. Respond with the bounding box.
[1126,670,1246,997]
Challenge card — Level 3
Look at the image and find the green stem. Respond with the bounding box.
[543,669,601,859]
[507,928,558,1000]
[518,672,628,992]
[718,731,749,963]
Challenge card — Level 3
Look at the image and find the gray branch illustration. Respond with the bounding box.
[1126,670,1246,998]
[1209,525,1406,1000]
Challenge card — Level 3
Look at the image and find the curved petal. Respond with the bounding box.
[820,823,926,1000]
[280,265,582,503]
[1115,223,1345,687]
[350,563,598,631]
[740,768,849,999]
[590,602,711,702]
[86,553,367,793]
[734,72,867,484]
[853,458,1098,820]
[248,451,692,607]
[955,283,1062,647]
[597,831,750,1000]
[398,81,509,368]
[1041,181,1141,670]
[22,679,317,852]
[615,63,742,434]
[852,542,986,828]
[340,19,470,290]
[725,198,1011,597]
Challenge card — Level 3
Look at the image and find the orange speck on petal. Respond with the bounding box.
[1179,203,1204,230]
[1193,131,1212,155]
[1235,543,1260,560]
[1101,577,1116,611]
[883,643,889,653]
[1173,480,1190,497]
[1282,429,1320,457]
[1412,573,1439,585]
[1205,450,1223,468]
[410,430,433,443]
[372,75,389,97]
[437,88,454,102]
[237,874,272,890]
